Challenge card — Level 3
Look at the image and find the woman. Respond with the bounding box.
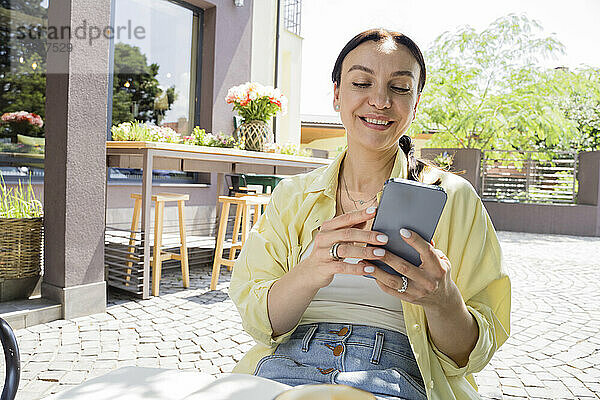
[229,29,511,400]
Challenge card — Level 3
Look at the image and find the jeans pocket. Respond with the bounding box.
[334,368,427,400]
[253,354,326,386]
[388,368,427,399]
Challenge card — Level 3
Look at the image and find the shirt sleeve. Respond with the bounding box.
[429,184,511,378]
[228,179,300,347]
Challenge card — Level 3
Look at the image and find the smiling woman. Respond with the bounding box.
[229,28,511,400]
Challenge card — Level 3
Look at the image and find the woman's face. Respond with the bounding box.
[333,40,421,152]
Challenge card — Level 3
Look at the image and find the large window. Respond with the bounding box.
[108,0,205,185]
[110,0,201,134]
[0,0,48,182]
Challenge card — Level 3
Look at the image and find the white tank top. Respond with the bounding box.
[298,239,407,335]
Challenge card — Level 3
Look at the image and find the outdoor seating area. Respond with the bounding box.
[0,230,596,400]
[2,0,600,399]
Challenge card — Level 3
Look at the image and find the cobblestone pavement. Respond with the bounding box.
[6,231,600,400]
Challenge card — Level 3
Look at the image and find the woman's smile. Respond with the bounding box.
[358,114,395,131]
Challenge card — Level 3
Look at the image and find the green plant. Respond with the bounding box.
[0,175,43,218]
[111,121,150,141]
[187,127,242,149]
[433,151,454,170]
[264,142,311,157]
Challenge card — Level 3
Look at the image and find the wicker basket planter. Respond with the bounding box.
[0,217,43,301]
[238,120,272,152]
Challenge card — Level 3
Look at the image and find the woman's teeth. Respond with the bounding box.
[362,117,391,125]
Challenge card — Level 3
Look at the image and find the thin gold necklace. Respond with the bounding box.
[342,172,378,206]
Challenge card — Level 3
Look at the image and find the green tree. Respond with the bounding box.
[412,14,578,151]
[111,43,176,126]
[553,68,600,152]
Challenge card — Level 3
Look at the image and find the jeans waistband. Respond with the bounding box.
[292,323,411,354]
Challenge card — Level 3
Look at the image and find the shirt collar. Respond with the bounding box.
[307,145,409,199]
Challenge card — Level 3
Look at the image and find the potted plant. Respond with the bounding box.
[225,82,287,151]
[1,111,44,143]
[0,176,43,301]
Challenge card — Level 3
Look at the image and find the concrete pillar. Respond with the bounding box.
[420,148,482,194]
[42,0,111,318]
[577,151,600,206]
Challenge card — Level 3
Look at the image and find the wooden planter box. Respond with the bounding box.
[0,217,43,301]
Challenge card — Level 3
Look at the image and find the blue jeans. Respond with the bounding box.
[253,323,427,400]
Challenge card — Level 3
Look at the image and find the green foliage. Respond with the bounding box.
[0,1,48,139]
[111,43,176,126]
[0,175,43,218]
[413,14,582,151]
[264,142,311,157]
[111,122,243,149]
[432,151,454,170]
[187,127,242,149]
[553,68,600,152]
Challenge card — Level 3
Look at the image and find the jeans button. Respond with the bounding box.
[325,343,344,356]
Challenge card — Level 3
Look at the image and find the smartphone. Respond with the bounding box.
[369,178,447,278]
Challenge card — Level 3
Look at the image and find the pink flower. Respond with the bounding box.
[1,111,44,127]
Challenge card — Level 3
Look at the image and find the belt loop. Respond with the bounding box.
[370,331,384,364]
[301,324,318,352]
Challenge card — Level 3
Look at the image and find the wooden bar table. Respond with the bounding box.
[106,141,330,298]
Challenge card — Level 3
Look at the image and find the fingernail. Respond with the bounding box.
[373,248,385,256]
[363,266,375,273]
[400,228,411,238]
[366,206,377,214]
[376,234,388,243]
[343,258,362,264]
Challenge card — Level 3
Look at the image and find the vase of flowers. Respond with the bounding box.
[1,111,44,143]
[225,82,287,151]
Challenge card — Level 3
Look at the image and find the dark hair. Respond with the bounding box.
[332,28,441,184]
[331,28,426,94]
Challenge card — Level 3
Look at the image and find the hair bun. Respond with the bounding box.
[398,135,412,154]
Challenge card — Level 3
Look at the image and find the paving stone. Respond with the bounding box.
[60,371,87,385]
[38,370,67,382]
[13,232,600,400]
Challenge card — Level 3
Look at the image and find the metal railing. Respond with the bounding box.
[481,150,578,204]
[283,0,302,36]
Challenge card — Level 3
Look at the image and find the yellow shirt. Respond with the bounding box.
[228,146,511,400]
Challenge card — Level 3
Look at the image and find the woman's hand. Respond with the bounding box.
[296,206,391,290]
[362,229,458,311]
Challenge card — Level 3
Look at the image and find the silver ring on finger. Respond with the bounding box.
[329,242,342,261]
[397,276,408,294]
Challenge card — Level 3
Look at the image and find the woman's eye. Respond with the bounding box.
[352,82,370,88]
[392,86,410,93]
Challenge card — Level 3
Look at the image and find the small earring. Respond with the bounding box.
[335,105,340,111]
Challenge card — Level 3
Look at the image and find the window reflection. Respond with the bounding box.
[0,0,48,144]
[111,0,194,134]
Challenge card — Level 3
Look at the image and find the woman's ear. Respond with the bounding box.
[333,82,340,112]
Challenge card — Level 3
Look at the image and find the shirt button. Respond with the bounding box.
[413,324,421,332]
[428,380,434,389]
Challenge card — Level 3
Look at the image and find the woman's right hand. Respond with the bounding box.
[295,206,391,289]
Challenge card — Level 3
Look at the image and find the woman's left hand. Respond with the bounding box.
[363,228,456,310]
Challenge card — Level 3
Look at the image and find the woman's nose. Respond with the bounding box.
[368,87,391,109]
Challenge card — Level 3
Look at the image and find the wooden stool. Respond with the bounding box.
[210,194,270,290]
[128,193,190,296]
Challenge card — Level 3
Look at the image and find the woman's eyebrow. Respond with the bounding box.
[347,64,414,78]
